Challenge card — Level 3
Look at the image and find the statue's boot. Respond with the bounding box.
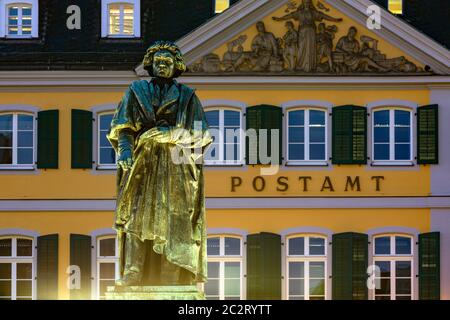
[116,233,146,286]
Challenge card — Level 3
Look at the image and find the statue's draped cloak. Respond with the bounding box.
[107,79,212,282]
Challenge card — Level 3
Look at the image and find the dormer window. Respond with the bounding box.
[388,0,403,15]
[0,0,39,38]
[214,0,230,14]
[101,0,141,38]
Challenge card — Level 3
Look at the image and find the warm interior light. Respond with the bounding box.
[215,0,230,14]
[388,0,403,14]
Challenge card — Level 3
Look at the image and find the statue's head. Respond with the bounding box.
[347,26,357,39]
[142,41,187,78]
[256,21,266,33]
[285,21,294,30]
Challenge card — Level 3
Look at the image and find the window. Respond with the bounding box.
[214,0,230,13]
[0,236,35,300]
[205,108,243,165]
[0,113,35,169]
[287,108,327,164]
[388,0,403,15]
[101,0,141,38]
[0,0,38,38]
[373,108,412,164]
[373,235,413,300]
[97,112,117,168]
[286,235,327,300]
[96,236,118,300]
[206,236,243,300]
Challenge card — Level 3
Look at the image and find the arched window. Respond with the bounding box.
[101,0,141,38]
[372,234,413,300]
[0,112,35,169]
[0,0,39,38]
[204,108,243,165]
[388,0,403,15]
[95,235,118,300]
[0,236,35,300]
[372,108,413,164]
[97,112,117,168]
[206,235,243,300]
[286,235,327,300]
[287,108,327,164]
[214,0,230,14]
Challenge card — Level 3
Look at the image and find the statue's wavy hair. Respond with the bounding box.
[142,41,187,78]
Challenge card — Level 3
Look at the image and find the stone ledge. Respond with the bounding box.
[105,285,205,300]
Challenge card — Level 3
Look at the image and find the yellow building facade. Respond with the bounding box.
[0,0,449,300]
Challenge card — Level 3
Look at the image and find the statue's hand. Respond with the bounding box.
[118,149,134,170]
[152,127,173,144]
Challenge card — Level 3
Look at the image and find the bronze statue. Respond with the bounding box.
[107,41,212,289]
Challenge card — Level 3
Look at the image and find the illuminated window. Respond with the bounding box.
[206,236,243,300]
[388,0,403,15]
[286,235,327,300]
[0,236,35,300]
[101,0,141,38]
[95,236,119,300]
[215,0,230,14]
[97,112,117,168]
[0,0,38,38]
[373,235,413,300]
[0,113,35,169]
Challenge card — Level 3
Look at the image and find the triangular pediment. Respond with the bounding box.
[135,0,450,76]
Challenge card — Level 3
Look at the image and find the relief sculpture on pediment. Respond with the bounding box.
[188,0,426,75]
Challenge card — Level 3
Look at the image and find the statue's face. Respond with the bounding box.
[153,50,176,78]
[256,22,265,33]
[348,28,356,39]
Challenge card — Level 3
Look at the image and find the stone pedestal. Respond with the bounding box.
[105,285,205,300]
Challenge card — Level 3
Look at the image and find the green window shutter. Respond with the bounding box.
[247,232,281,300]
[71,109,93,169]
[70,234,92,300]
[332,232,368,300]
[332,105,367,164]
[419,232,440,300]
[37,234,59,300]
[37,110,59,169]
[246,105,282,165]
[417,104,438,164]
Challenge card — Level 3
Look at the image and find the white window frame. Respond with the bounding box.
[96,111,117,170]
[206,235,244,300]
[204,107,244,166]
[286,108,328,166]
[94,235,119,300]
[372,234,414,300]
[214,0,230,14]
[285,234,327,300]
[0,111,37,170]
[371,107,413,166]
[0,235,36,300]
[0,0,38,38]
[101,0,141,38]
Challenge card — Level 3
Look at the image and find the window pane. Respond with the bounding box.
[17,263,32,279]
[224,262,240,278]
[396,279,411,295]
[0,239,12,257]
[289,279,304,295]
[17,238,32,257]
[309,279,325,295]
[288,144,304,161]
[99,238,115,257]
[0,149,12,165]
[395,237,411,255]
[224,110,240,126]
[374,144,389,160]
[122,5,134,35]
[215,0,230,13]
[8,7,18,16]
[375,237,390,255]
[16,280,32,297]
[309,127,325,143]
[309,110,325,125]
[375,261,391,277]
[100,133,111,147]
[0,264,11,279]
[9,18,18,26]
[288,262,304,278]
[108,5,121,35]
[374,127,389,143]
[224,128,240,144]
[395,110,410,126]
[396,261,411,277]
[206,111,220,126]
[288,237,304,255]
[395,127,410,143]
[310,144,325,160]
[224,237,240,255]
[18,132,33,147]
[224,143,239,162]
[224,279,240,296]
[207,262,219,278]
[309,237,325,255]
[388,0,403,14]
[205,279,219,296]
[0,132,12,147]
[0,281,11,296]
[205,143,219,161]
[289,127,304,143]
[22,7,32,16]
[18,148,33,165]
[18,115,33,130]
[395,144,410,160]
[375,279,390,295]
[100,114,113,131]
[309,262,325,278]
[100,148,116,165]
[289,110,304,126]
[374,110,389,125]
[207,237,220,256]
[100,263,116,280]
